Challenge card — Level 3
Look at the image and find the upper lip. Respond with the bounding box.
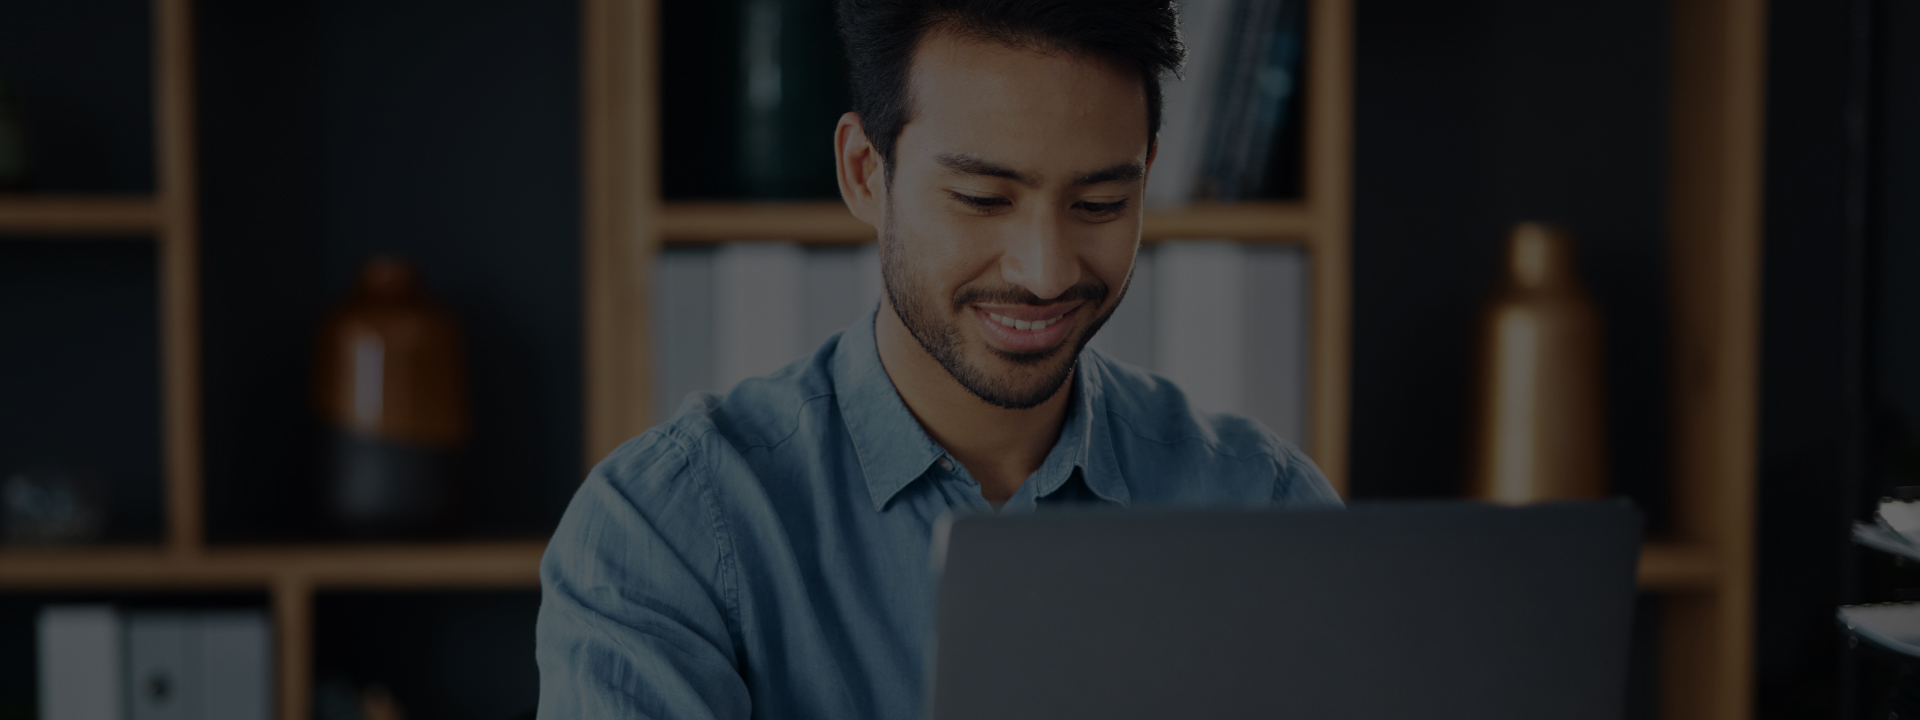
[973,300,1085,322]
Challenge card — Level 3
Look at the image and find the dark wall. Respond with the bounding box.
[1349,0,1671,523]
[0,0,152,192]
[0,0,162,541]
[197,0,583,541]
[1753,0,1856,715]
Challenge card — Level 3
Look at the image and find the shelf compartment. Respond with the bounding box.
[659,201,1316,245]
[0,541,545,589]
[0,195,162,235]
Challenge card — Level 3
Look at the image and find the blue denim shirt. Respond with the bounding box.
[535,305,1342,719]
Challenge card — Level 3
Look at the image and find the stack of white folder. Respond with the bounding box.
[38,605,272,720]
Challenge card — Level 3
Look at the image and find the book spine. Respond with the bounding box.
[198,611,272,720]
[1242,245,1310,444]
[1154,241,1248,414]
[714,241,808,392]
[654,245,719,422]
[126,611,196,720]
[1147,0,1236,206]
[38,605,122,720]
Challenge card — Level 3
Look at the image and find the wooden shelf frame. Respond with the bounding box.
[0,537,1707,593]
[0,195,162,235]
[659,200,1318,245]
[0,542,545,590]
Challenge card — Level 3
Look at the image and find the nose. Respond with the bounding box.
[999,206,1081,301]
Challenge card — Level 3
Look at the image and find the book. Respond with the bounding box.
[197,611,272,720]
[714,241,808,392]
[38,605,121,720]
[126,612,196,720]
[1197,0,1306,200]
[1155,241,1248,414]
[1147,0,1237,207]
[655,242,883,420]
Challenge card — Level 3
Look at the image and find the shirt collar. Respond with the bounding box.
[1036,353,1130,507]
[833,303,949,511]
[832,303,1132,511]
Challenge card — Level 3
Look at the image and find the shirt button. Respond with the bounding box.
[937,457,955,472]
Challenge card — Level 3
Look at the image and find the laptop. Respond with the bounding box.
[927,501,1642,720]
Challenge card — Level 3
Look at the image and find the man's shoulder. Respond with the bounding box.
[1083,348,1284,457]
[1081,348,1338,506]
[604,336,843,482]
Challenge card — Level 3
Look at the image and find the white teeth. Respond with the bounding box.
[987,311,1064,331]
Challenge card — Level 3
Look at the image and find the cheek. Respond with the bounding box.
[890,210,1005,293]
[1087,237,1139,299]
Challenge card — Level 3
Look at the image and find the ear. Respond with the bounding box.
[836,112,886,229]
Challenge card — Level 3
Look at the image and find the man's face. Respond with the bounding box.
[878,30,1151,409]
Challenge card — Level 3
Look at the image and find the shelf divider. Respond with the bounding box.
[0,195,162,235]
[658,200,1315,244]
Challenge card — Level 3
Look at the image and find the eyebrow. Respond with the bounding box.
[1070,162,1146,187]
[936,153,1037,186]
[934,153,1145,188]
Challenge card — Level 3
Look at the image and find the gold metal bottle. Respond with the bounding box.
[1467,223,1607,504]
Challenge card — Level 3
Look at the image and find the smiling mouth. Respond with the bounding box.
[984,311,1067,331]
[969,301,1085,354]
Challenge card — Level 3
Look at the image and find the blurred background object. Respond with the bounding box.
[1467,223,1607,504]
[661,0,849,199]
[1,466,107,546]
[313,256,469,539]
[0,73,30,192]
[1149,0,1307,205]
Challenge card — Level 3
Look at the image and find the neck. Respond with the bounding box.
[874,296,1072,504]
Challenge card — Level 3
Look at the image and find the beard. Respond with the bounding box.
[880,216,1125,410]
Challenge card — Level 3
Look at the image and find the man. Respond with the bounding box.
[536,1,1341,716]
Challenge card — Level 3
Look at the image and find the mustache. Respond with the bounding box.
[951,281,1108,311]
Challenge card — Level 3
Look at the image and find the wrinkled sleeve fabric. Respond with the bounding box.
[1272,443,1345,508]
[536,428,750,720]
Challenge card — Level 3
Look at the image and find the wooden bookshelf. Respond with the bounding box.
[0,0,1759,717]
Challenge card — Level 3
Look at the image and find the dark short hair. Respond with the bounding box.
[836,0,1184,174]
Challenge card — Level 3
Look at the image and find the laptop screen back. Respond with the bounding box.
[928,501,1642,720]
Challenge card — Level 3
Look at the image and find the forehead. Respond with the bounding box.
[898,28,1150,173]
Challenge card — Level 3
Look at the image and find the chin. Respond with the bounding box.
[947,324,1087,410]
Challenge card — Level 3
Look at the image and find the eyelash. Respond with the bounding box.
[950,192,1010,210]
[947,192,1129,217]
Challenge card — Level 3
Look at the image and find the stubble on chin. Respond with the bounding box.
[878,220,1116,410]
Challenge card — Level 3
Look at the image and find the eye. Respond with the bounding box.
[1075,199,1128,217]
[948,191,1011,214]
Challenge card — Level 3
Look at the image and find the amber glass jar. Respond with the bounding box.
[313,257,468,536]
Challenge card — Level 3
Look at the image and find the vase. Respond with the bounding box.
[1466,223,1607,504]
[312,257,468,537]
